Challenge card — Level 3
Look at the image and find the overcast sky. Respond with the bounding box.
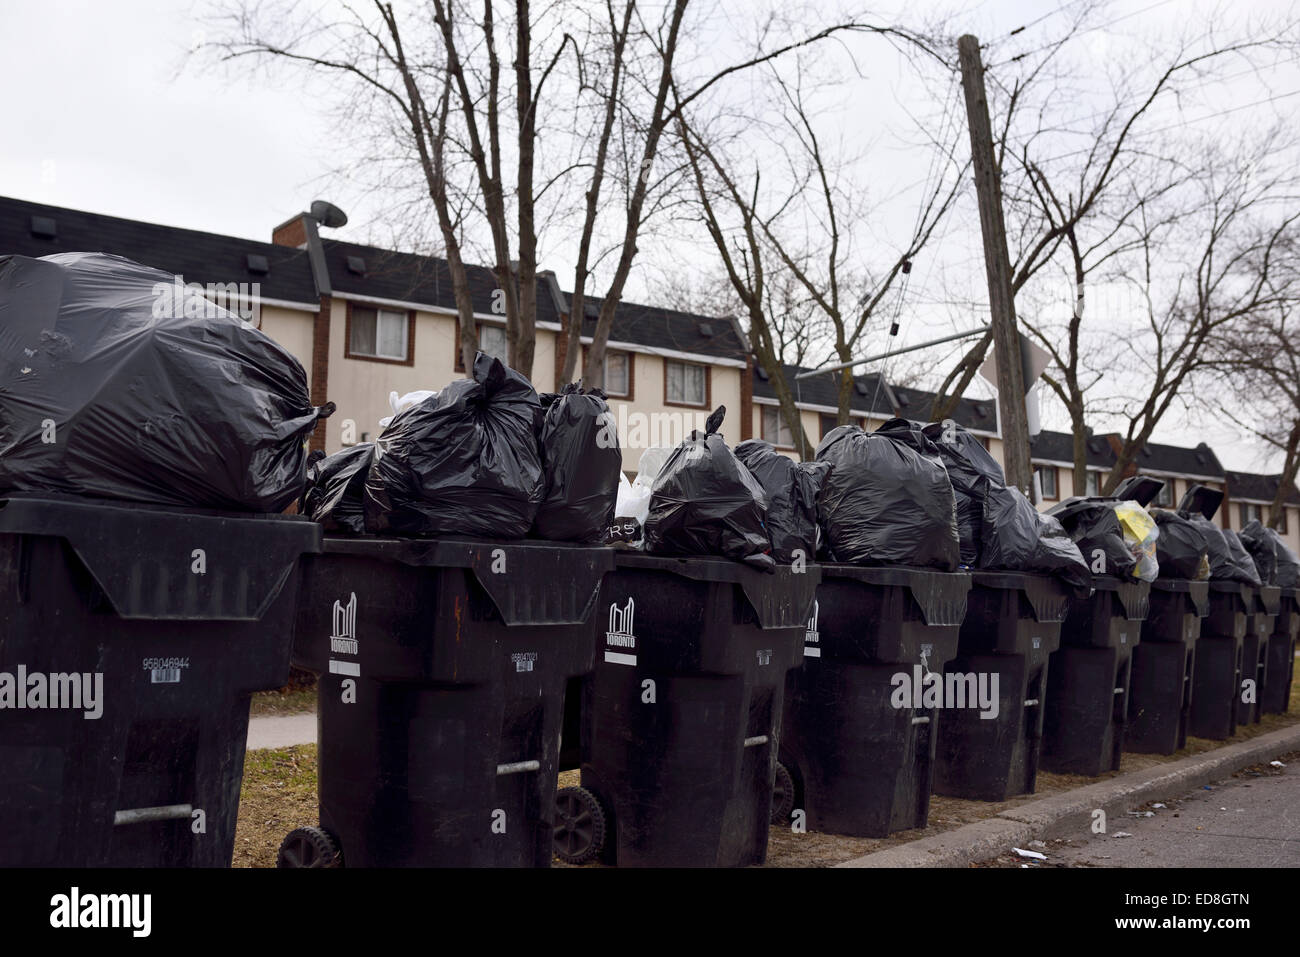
[3,0,1297,472]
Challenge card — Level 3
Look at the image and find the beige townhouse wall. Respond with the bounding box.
[258,305,317,391]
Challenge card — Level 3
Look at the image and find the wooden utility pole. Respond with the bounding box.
[957,34,1033,494]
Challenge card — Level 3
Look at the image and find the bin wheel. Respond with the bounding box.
[554,787,606,865]
[771,762,796,824]
[277,826,343,869]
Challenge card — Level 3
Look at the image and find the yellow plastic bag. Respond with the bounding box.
[1114,501,1159,581]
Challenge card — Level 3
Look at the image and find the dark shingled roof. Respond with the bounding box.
[1123,437,1225,479]
[1225,470,1300,505]
[568,294,747,361]
[0,195,319,305]
[753,363,1000,433]
[1031,429,1117,468]
[322,238,565,327]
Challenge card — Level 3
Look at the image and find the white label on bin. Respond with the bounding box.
[804,647,822,658]
[512,652,537,673]
[329,660,360,676]
[1120,632,1128,645]
[142,657,189,685]
[605,597,637,666]
[757,649,772,666]
[1032,637,1041,650]
[331,593,358,656]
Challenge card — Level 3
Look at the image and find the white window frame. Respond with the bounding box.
[762,406,795,449]
[665,359,707,407]
[602,350,630,397]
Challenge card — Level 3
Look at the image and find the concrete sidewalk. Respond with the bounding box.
[837,723,1300,867]
[246,712,316,750]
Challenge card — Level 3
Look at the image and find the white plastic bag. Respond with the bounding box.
[379,388,439,428]
[633,446,673,491]
[616,471,652,525]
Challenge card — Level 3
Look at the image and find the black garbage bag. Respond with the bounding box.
[302,443,373,533]
[1151,509,1210,580]
[734,438,831,563]
[364,351,544,537]
[643,406,773,569]
[1221,527,1263,586]
[1239,519,1279,585]
[815,423,960,569]
[977,478,1090,587]
[0,252,329,511]
[1268,527,1300,588]
[915,420,1006,566]
[1179,512,1260,585]
[533,384,622,542]
[1052,500,1138,579]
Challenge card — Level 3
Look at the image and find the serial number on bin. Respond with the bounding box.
[142,657,190,684]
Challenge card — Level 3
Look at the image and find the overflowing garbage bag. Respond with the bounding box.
[364,352,544,538]
[302,443,373,533]
[1150,509,1211,580]
[642,406,772,569]
[917,420,1006,566]
[1240,521,1300,588]
[734,439,830,563]
[1050,501,1137,579]
[533,384,621,543]
[815,421,959,569]
[978,482,1091,586]
[0,252,329,511]
[1115,501,1160,580]
[1181,513,1260,585]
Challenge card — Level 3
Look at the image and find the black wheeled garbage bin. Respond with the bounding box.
[1236,585,1280,727]
[279,536,613,868]
[0,494,320,867]
[1190,582,1253,741]
[934,571,1077,802]
[1262,586,1299,715]
[779,565,970,837]
[1041,576,1150,776]
[1126,579,1209,754]
[554,551,818,867]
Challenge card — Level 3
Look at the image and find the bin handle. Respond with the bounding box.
[496,760,540,776]
[113,804,193,826]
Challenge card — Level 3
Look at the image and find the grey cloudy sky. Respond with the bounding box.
[2,0,1297,471]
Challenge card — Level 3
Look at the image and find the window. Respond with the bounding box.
[1152,479,1174,508]
[1240,503,1263,527]
[347,305,410,362]
[603,350,630,397]
[762,406,795,448]
[1038,467,1057,500]
[1086,471,1102,496]
[478,323,508,361]
[665,359,707,406]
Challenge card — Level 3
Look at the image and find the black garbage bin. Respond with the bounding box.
[1236,586,1280,726]
[1189,582,1253,740]
[779,565,970,837]
[554,551,818,867]
[1262,586,1299,715]
[279,536,613,868]
[1041,576,1150,776]
[0,495,320,867]
[1126,579,1209,754]
[934,571,1076,802]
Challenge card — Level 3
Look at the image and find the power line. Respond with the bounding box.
[988,0,1182,69]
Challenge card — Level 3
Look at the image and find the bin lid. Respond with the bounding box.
[0,494,321,621]
[969,570,1082,623]
[322,536,616,626]
[611,551,821,629]
[1089,574,1151,620]
[1150,578,1211,616]
[821,563,971,626]
[1256,584,1282,616]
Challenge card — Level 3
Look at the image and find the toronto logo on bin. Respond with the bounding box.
[804,600,820,657]
[605,597,637,667]
[328,592,360,677]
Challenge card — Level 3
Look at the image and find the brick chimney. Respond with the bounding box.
[272,213,309,248]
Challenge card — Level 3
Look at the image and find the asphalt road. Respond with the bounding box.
[989,756,1300,868]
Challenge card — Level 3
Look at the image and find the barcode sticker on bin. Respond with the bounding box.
[151,668,181,684]
[142,656,189,685]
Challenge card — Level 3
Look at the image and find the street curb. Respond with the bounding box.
[835,724,1300,868]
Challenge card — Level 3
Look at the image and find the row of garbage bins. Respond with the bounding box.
[2,482,1294,868]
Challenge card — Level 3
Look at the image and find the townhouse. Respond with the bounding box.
[4,193,1298,554]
